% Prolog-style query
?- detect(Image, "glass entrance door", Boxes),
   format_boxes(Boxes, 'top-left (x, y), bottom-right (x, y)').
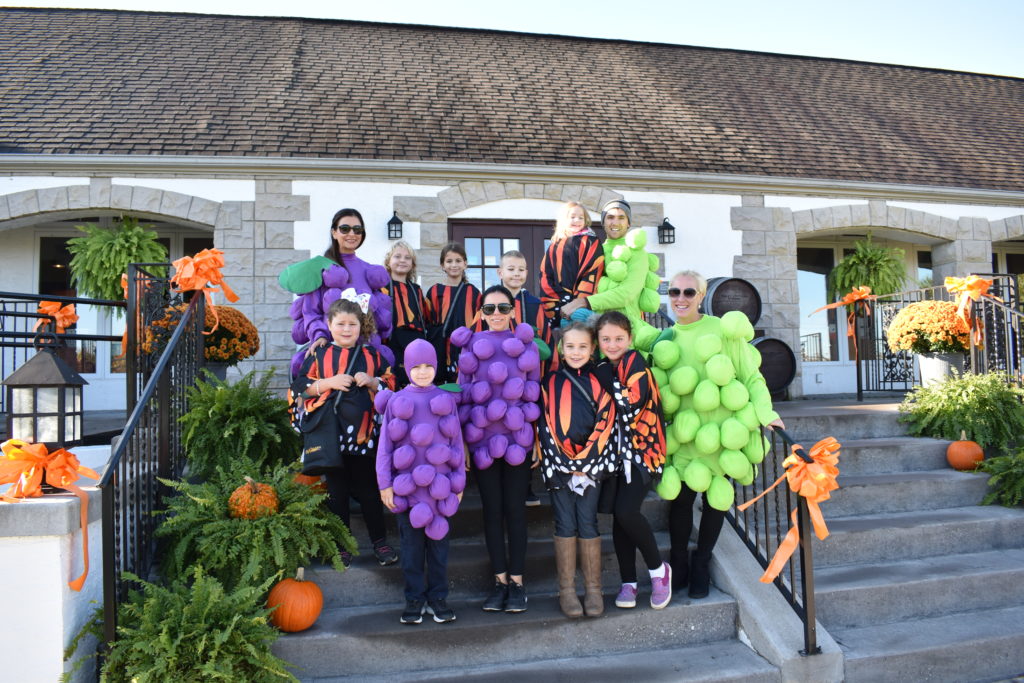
top-left (450, 220), bottom-right (552, 294)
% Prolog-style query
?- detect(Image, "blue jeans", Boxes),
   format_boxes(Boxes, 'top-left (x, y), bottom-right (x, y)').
top-left (397, 512), bottom-right (450, 602)
top-left (550, 484), bottom-right (600, 539)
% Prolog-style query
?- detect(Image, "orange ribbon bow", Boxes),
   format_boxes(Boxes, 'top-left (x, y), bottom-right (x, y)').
top-left (1, 439), bottom-right (100, 591)
top-left (34, 301), bottom-right (78, 333)
top-left (170, 249), bottom-right (238, 334)
top-left (810, 286), bottom-right (875, 359)
top-left (737, 436), bottom-right (840, 583)
top-left (944, 275), bottom-right (999, 345)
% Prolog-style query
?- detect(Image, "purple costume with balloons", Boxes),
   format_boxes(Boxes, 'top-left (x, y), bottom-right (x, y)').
top-left (451, 323), bottom-right (543, 469)
top-left (375, 340), bottom-right (465, 605)
top-left (287, 253), bottom-right (395, 377)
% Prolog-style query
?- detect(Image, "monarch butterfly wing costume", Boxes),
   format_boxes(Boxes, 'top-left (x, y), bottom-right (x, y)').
top-left (538, 368), bottom-right (619, 489)
top-left (387, 280), bottom-right (428, 387)
top-left (426, 283), bottom-right (482, 383)
top-left (539, 233), bottom-right (604, 321)
top-left (611, 350), bottom-right (667, 475)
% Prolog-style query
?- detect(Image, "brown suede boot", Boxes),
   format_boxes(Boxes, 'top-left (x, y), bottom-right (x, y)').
top-left (578, 536), bottom-right (604, 617)
top-left (554, 536), bottom-right (583, 618)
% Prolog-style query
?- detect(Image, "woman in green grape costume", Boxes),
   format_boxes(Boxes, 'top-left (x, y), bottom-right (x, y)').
top-left (650, 271), bottom-right (784, 598)
top-left (562, 200), bottom-right (664, 351)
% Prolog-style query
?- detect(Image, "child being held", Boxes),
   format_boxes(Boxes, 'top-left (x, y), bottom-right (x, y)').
top-left (376, 339), bottom-right (466, 625)
top-left (290, 295), bottom-right (398, 568)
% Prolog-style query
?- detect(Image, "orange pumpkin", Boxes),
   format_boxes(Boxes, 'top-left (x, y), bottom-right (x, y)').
top-left (267, 567), bottom-right (323, 632)
top-left (947, 430), bottom-right (984, 471)
top-left (293, 472), bottom-right (327, 493)
top-left (228, 476), bottom-right (279, 519)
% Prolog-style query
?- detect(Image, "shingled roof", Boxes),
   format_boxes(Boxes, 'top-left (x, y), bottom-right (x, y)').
top-left (2, 8), bottom-right (1023, 192)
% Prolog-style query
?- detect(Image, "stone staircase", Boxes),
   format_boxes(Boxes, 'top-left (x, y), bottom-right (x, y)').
top-left (780, 400), bottom-right (1024, 683)
top-left (273, 399), bottom-right (1024, 682)
top-left (273, 481), bottom-right (780, 681)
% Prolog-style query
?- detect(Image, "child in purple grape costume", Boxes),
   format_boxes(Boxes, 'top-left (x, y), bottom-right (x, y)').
top-left (280, 208), bottom-right (394, 377)
top-left (376, 339), bottom-right (465, 624)
top-left (451, 284), bottom-right (542, 613)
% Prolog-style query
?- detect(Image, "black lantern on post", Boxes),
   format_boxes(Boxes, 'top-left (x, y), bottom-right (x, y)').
top-left (3, 349), bottom-right (87, 450)
top-left (388, 211), bottom-right (404, 240)
top-left (658, 217), bottom-right (676, 245)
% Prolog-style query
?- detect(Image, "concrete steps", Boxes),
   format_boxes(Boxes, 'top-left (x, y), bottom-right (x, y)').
top-left (305, 640), bottom-right (781, 682)
top-left (274, 588), bottom-right (740, 680)
top-left (776, 398), bottom-right (1024, 683)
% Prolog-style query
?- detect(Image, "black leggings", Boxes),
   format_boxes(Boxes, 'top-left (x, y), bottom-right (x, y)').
top-left (668, 485), bottom-right (726, 562)
top-left (612, 469), bottom-right (663, 583)
top-left (325, 451), bottom-right (387, 545)
top-left (475, 458), bottom-right (531, 576)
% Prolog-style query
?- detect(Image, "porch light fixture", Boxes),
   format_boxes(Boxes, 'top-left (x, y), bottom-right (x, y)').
top-left (388, 211), bottom-right (404, 240)
top-left (3, 348), bottom-right (88, 450)
top-left (658, 218), bottom-right (676, 245)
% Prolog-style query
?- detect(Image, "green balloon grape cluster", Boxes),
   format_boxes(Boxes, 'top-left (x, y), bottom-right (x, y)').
top-left (594, 228), bottom-right (661, 313)
top-left (651, 310), bottom-right (777, 511)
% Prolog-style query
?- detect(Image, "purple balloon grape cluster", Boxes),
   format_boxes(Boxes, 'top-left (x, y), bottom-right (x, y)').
top-left (452, 324), bottom-right (542, 470)
top-left (375, 386), bottom-right (465, 540)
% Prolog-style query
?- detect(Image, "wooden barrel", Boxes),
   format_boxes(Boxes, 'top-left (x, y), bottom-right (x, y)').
top-left (699, 277), bottom-right (762, 326)
top-left (752, 336), bottom-right (797, 396)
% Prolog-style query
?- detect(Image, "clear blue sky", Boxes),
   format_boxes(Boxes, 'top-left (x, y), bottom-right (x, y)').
top-left (6, 0), bottom-right (1024, 77)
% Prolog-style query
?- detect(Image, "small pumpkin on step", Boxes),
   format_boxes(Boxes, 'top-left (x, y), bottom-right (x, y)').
top-left (947, 430), bottom-right (984, 471)
top-left (228, 475), bottom-right (280, 519)
top-left (268, 567), bottom-right (324, 632)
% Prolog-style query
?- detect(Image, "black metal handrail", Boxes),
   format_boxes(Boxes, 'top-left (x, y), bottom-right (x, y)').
top-left (728, 425), bottom-right (821, 656)
top-left (0, 291), bottom-right (125, 412)
top-left (855, 274), bottom-right (1021, 397)
top-left (99, 265), bottom-right (204, 643)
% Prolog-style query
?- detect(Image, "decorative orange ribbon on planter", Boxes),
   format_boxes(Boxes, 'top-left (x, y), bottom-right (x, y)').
top-left (170, 248), bottom-right (238, 333)
top-left (34, 301), bottom-right (78, 333)
top-left (737, 436), bottom-right (841, 583)
top-left (810, 286), bottom-right (875, 358)
top-left (944, 275), bottom-right (1000, 345)
top-left (0, 439), bottom-right (100, 591)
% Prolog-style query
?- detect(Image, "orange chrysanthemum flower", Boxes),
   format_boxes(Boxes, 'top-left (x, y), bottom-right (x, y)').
top-left (886, 300), bottom-right (969, 354)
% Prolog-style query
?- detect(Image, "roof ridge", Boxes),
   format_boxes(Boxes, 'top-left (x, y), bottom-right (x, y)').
top-left (3, 6), bottom-right (1020, 82)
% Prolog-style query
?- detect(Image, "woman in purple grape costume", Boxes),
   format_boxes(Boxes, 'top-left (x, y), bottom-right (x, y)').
top-left (376, 339), bottom-right (465, 625)
top-left (451, 285), bottom-right (542, 613)
top-left (281, 208), bottom-right (394, 377)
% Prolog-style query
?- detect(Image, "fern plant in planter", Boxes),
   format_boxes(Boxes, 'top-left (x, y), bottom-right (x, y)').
top-left (827, 233), bottom-right (907, 301)
top-left (156, 460), bottom-right (357, 590)
top-left (180, 369), bottom-right (300, 480)
top-left (67, 215), bottom-right (168, 302)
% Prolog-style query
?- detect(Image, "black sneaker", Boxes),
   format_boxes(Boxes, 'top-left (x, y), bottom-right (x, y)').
top-left (505, 581), bottom-right (528, 613)
top-left (426, 599), bottom-right (456, 623)
top-left (525, 491), bottom-right (541, 507)
top-left (373, 541), bottom-right (398, 567)
top-left (400, 600), bottom-right (425, 625)
top-left (340, 551), bottom-right (353, 568)
top-left (482, 580), bottom-right (508, 612)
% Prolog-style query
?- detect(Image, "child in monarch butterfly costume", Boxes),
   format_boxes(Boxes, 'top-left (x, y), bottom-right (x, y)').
top-left (594, 312), bottom-right (672, 611)
top-left (538, 321), bottom-right (619, 619)
top-left (384, 241), bottom-right (429, 388)
top-left (539, 201), bottom-right (604, 324)
top-left (425, 243), bottom-right (482, 384)
top-left (290, 297), bottom-right (398, 567)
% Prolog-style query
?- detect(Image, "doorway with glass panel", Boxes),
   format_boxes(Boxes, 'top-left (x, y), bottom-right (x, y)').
top-left (450, 220), bottom-right (552, 294)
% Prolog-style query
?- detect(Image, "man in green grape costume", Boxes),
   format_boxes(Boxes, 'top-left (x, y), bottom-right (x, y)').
top-left (562, 200), bottom-right (663, 351)
top-left (649, 271), bottom-right (783, 597)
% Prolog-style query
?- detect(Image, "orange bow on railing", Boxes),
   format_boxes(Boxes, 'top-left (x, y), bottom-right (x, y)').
top-left (34, 301), bottom-right (78, 333)
top-left (1, 439), bottom-right (100, 591)
top-left (944, 275), bottom-right (1000, 345)
top-left (170, 249), bottom-right (238, 333)
top-left (737, 436), bottom-right (840, 583)
top-left (810, 286), bottom-right (875, 358)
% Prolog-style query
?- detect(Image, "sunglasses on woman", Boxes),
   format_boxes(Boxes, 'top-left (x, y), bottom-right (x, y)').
top-left (481, 303), bottom-right (513, 315)
top-left (334, 225), bottom-right (365, 235)
top-left (668, 287), bottom-right (699, 299)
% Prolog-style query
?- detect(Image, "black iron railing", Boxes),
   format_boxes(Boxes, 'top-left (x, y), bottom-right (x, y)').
top-left (0, 291), bottom-right (124, 414)
top-left (855, 274), bottom-right (1021, 397)
top-left (729, 425), bottom-right (821, 656)
top-left (800, 333), bottom-right (825, 362)
top-left (99, 264), bottom-right (205, 642)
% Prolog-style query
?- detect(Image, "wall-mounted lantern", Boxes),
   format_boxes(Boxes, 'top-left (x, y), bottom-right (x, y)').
top-left (658, 218), bottom-right (676, 245)
top-left (2, 348), bottom-right (87, 450)
top-left (388, 211), bottom-right (404, 240)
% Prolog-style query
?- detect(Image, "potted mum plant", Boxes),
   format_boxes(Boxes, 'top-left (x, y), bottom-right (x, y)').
top-left (144, 302), bottom-right (260, 378)
top-left (886, 299), bottom-right (970, 385)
